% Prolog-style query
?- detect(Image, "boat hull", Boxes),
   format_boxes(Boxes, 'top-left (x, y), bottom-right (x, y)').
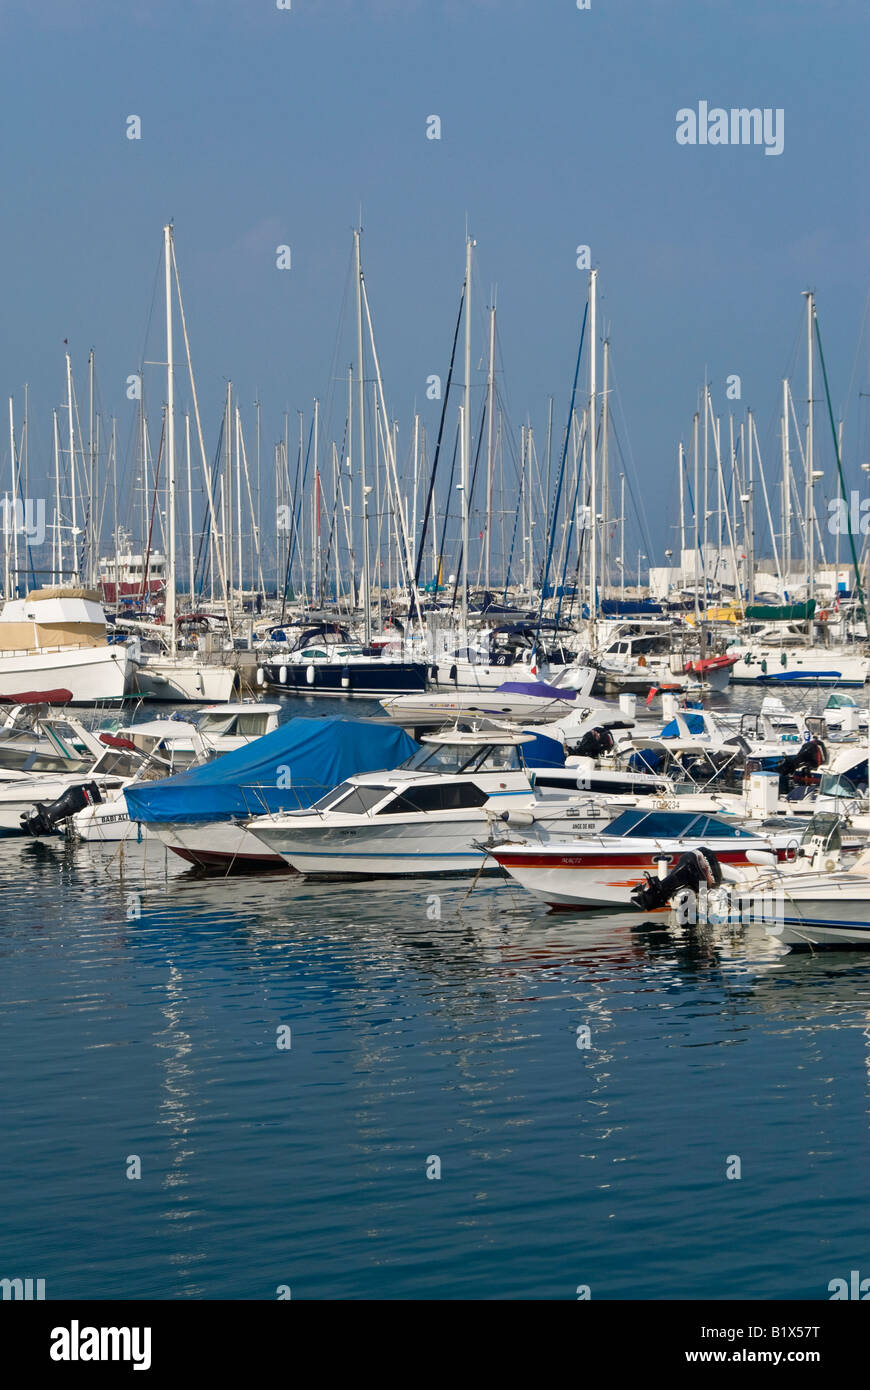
top-left (134, 657), bottom-right (240, 702)
top-left (250, 814), bottom-right (500, 878)
top-left (0, 643), bottom-right (133, 704)
top-left (150, 820), bottom-right (291, 872)
top-left (263, 661), bottom-right (428, 697)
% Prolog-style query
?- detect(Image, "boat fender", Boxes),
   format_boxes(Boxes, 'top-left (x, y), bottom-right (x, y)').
top-left (279, 665), bottom-right (288, 685)
top-left (256, 667), bottom-right (265, 686)
top-left (449, 664), bottom-right (457, 683)
top-left (499, 809), bottom-right (535, 827)
top-left (306, 664), bottom-right (316, 686)
top-left (341, 666), bottom-right (351, 689)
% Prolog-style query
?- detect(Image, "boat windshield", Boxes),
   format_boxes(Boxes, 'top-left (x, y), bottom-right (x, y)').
top-left (399, 741), bottom-right (522, 774)
top-left (818, 772), bottom-right (865, 799)
top-left (309, 781), bottom-right (391, 815)
top-left (601, 809), bottom-right (754, 839)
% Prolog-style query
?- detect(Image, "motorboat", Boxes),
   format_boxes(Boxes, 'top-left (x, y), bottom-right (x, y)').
top-left (487, 806), bottom-right (805, 909)
top-left (379, 669), bottom-right (598, 731)
top-left (123, 716), bottom-right (418, 870)
top-left (0, 586), bottom-right (136, 703)
top-left (247, 728), bottom-right (556, 878)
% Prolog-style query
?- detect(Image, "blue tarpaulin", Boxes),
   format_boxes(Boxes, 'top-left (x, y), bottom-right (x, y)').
top-left (125, 718), bottom-right (418, 825)
top-left (521, 732), bottom-right (566, 768)
top-left (660, 713), bottom-right (706, 737)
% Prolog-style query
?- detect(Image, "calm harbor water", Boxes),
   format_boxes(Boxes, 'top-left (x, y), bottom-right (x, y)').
top-left (1, 691), bottom-right (869, 1300)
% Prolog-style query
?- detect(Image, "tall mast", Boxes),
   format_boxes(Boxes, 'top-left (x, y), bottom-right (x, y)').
top-left (65, 352), bottom-right (79, 582)
top-left (186, 413), bottom-right (194, 602)
top-left (163, 223), bottom-right (177, 653)
top-left (461, 234), bottom-right (473, 635)
top-left (601, 336), bottom-right (610, 600)
top-left (485, 302), bottom-right (496, 591)
top-left (88, 349), bottom-right (95, 585)
top-left (53, 409), bottom-right (62, 584)
top-left (678, 442), bottom-right (686, 559)
top-left (692, 411), bottom-right (700, 625)
top-left (8, 398), bottom-right (18, 590)
top-left (354, 228), bottom-right (371, 643)
top-left (782, 379), bottom-right (791, 591)
top-left (588, 267), bottom-right (598, 638)
top-left (619, 472), bottom-right (626, 605)
top-left (804, 291), bottom-right (815, 633)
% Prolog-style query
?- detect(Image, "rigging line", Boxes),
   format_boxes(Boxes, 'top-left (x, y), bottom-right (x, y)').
top-left (535, 301), bottom-right (588, 644)
top-left (815, 310), bottom-right (867, 622)
top-left (450, 387), bottom-right (488, 611)
top-left (414, 278), bottom-right (466, 594)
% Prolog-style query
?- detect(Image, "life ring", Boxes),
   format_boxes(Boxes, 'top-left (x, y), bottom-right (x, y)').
top-left (637, 655), bottom-right (647, 667)
top-left (818, 609), bottom-right (829, 621)
top-left (784, 840), bottom-right (799, 863)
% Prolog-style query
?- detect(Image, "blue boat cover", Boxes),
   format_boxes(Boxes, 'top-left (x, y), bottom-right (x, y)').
top-left (660, 713), bottom-right (706, 737)
top-left (125, 717), bottom-right (418, 825)
top-left (521, 731), bottom-right (566, 768)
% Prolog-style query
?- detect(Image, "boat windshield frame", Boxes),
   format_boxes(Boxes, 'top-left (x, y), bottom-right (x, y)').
top-left (398, 741), bottom-right (523, 775)
top-left (601, 808), bottom-right (756, 840)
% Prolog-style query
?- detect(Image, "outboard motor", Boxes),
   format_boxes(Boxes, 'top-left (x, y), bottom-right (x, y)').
top-left (630, 847), bottom-right (722, 912)
top-left (20, 782), bottom-right (103, 837)
top-left (777, 738), bottom-right (826, 795)
top-left (573, 726), bottom-right (615, 759)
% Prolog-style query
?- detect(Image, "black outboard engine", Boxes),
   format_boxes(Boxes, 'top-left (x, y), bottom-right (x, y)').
top-left (777, 738), bottom-right (826, 795)
top-left (20, 782), bottom-right (103, 837)
top-left (574, 726), bottom-right (615, 759)
top-left (630, 847), bottom-right (722, 912)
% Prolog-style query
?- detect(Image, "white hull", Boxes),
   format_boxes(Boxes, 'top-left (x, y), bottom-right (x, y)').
top-left (0, 772), bottom-right (125, 836)
top-left (0, 643), bottom-right (133, 703)
top-left (381, 690), bottom-right (583, 725)
top-left (728, 649), bottom-right (868, 687)
top-left (134, 655), bottom-right (239, 702)
top-left (251, 813), bottom-right (498, 877)
top-left (736, 871), bottom-right (870, 948)
top-left (150, 820), bottom-right (288, 870)
top-left (434, 660), bottom-right (540, 691)
top-left (73, 792), bottom-right (143, 843)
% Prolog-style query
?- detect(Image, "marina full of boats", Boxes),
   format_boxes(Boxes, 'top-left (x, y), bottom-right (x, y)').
top-left (3, 226), bottom-right (870, 953)
top-left (0, 678), bottom-right (868, 954)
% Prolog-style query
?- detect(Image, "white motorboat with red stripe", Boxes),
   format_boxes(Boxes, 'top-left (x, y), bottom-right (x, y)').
top-left (488, 807), bottom-right (804, 910)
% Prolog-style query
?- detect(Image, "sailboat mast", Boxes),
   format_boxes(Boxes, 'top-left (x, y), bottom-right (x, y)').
top-left (804, 291), bottom-right (815, 634)
top-left (163, 223), bottom-right (177, 654)
top-left (778, 380), bottom-right (783, 592)
top-left (354, 228), bottom-right (371, 643)
top-left (485, 302), bottom-right (495, 591)
top-left (588, 268), bottom-right (597, 640)
top-left (65, 352), bottom-right (79, 582)
top-left (461, 235), bottom-right (473, 636)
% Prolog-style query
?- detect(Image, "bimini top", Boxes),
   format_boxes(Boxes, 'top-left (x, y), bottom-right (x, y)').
top-left (124, 717), bottom-right (418, 825)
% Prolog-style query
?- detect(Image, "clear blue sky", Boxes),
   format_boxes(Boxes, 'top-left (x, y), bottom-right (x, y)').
top-left (1, 0), bottom-right (867, 570)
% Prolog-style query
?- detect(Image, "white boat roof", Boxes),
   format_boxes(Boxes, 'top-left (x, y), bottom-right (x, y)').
top-left (127, 719), bottom-right (201, 739)
top-left (421, 728), bottom-right (536, 746)
top-left (198, 703), bottom-right (282, 715)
